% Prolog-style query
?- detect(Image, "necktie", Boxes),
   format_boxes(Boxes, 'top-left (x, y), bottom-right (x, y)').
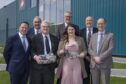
top-left (22, 37), bottom-right (26, 51)
top-left (88, 28), bottom-right (91, 44)
top-left (98, 33), bottom-right (104, 55)
top-left (45, 36), bottom-right (50, 54)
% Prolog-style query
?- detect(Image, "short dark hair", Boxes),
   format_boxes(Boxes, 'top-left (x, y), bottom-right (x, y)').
top-left (19, 21), bottom-right (29, 27)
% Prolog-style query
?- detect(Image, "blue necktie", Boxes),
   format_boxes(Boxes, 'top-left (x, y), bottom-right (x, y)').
top-left (45, 36), bottom-right (50, 54)
top-left (98, 33), bottom-right (104, 55)
top-left (22, 37), bottom-right (26, 51)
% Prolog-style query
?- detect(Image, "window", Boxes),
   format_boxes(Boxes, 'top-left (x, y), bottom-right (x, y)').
top-left (39, 0), bottom-right (71, 24)
top-left (31, 0), bottom-right (37, 8)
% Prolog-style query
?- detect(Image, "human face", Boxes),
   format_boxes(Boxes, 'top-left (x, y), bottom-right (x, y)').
top-left (97, 18), bottom-right (106, 32)
top-left (85, 16), bottom-right (93, 28)
top-left (64, 12), bottom-right (72, 24)
top-left (67, 26), bottom-right (75, 37)
top-left (19, 23), bottom-right (29, 35)
top-left (33, 17), bottom-right (41, 29)
top-left (41, 22), bottom-right (49, 35)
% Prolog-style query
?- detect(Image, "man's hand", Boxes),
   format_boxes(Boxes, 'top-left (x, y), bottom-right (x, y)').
top-left (34, 55), bottom-right (42, 64)
top-left (94, 56), bottom-right (102, 64)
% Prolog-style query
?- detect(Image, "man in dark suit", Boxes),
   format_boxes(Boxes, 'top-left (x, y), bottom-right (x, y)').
top-left (3, 21), bottom-right (31, 84)
top-left (27, 16), bottom-right (41, 39)
top-left (30, 20), bottom-right (59, 84)
top-left (80, 16), bottom-right (98, 84)
top-left (56, 11), bottom-right (79, 40)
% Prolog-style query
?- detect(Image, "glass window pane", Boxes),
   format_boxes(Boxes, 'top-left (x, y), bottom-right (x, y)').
top-left (31, 0), bottom-right (37, 8)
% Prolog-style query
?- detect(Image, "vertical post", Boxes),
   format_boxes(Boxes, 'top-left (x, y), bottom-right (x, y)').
top-left (6, 18), bottom-right (9, 40)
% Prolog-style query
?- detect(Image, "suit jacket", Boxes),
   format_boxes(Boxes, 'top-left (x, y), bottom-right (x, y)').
top-left (56, 23), bottom-right (80, 40)
top-left (88, 32), bottom-right (114, 69)
top-left (3, 33), bottom-right (31, 74)
top-left (56, 36), bottom-right (87, 79)
top-left (31, 33), bottom-right (59, 69)
top-left (80, 27), bottom-right (98, 49)
top-left (27, 28), bottom-right (35, 39)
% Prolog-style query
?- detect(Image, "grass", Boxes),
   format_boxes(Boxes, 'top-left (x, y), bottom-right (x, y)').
top-left (0, 57), bottom-right (5, 64)
top-left (0, 71), bottom-right (126, 84)
top-left (113, 62), bottom-right (126, 69)
top-left (0, 71), bottom-right (10, 84)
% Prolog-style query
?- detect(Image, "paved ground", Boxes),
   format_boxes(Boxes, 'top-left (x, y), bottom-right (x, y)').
top-left (0, 57), bottom-right (126, 78)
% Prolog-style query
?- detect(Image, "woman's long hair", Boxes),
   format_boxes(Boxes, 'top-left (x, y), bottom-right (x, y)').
top-left (61, 23), bottom-right (79, 43)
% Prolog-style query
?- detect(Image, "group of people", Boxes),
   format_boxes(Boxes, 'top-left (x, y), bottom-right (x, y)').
top-left (3, 11), bottom-right (114, 84)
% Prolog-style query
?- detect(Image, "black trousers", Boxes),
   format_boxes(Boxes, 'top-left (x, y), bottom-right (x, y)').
top-left (29, 64), bottom-right (55, 84)
top-left (83, 58), bottom-right (92, 84)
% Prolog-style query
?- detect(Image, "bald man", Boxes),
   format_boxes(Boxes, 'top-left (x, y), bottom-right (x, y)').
top-left (30, 20), bottom-right (59, 84)
top-left (80, 16), bottom-right (98, 84)
top-left (89, 18), bottom-right (114, 84)
top-left (27, 16), bottom-right (41, 39)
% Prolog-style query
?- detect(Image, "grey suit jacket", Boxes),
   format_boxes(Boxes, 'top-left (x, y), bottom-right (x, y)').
top-left (88, 32), bottom-right (114, 69)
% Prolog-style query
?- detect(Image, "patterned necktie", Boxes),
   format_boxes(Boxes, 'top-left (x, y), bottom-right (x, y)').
top-left (98, 33), bottom-right (104, 55)
top-left (22, 37), bottom-right (26, 51)
top-left (45, 36), bottom-right (50, 54)
top-left (88, 28), bottom-right (91, 44)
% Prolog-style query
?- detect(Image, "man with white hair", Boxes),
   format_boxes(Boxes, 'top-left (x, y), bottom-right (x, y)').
top-left (30, 20), bottom-right (59, 84)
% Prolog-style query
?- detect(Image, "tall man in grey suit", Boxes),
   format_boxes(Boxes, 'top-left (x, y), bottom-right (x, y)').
top-left (89, 18), bottom-right (114, 84)
top-left (56, 11), bottom-right (79, 40)
top-left (80, 16), bottom-right (98, 84)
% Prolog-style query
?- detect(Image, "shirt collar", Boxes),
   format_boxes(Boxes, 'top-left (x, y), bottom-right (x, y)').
top-left (42, 33), bottom-right (50, 38)
top-left (86, 27), bottom-right (93, 31)
top-left (98, 30), bottom-right (105, 35)
top-left (18, 32), bottom-right (26, 38)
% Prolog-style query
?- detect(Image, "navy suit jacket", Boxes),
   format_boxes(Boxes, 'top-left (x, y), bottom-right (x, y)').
top-left (3, 33), bottom-right (31, 74)
top-left (80, 27), bottom-right (98, 49)
top-left (27, 28), bottom-right (35, 39)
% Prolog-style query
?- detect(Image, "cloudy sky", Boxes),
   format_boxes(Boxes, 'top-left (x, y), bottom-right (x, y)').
top-left (0, 0), bottom-right (15, 9)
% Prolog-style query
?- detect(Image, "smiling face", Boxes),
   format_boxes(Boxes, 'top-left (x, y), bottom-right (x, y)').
top-left (67, 26), bottom-right (75, 37)
top-left (33, 16), bottom-right (41, 29)
top-left (85, 16), bottom-right (93, 28)
top-left (97, 18), bottom-right (106, 32)
top-left (19, 22), bottom-right (29, 35)
top-left (64, 12), bottom-right (72, 24)
top-left (41, 21), bottom-right (50, 35)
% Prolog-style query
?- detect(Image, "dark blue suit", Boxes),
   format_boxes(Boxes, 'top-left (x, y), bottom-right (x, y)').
top-left (27, 28), bottom-right (35, 39)
top-left (80, 27), bottom-right (98, 84)
top-left (3, 33), bottom-right (31, 84)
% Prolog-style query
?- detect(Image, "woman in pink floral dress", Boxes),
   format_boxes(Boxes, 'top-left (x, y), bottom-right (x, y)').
top-left (56, 24), bottom-right (87, 84)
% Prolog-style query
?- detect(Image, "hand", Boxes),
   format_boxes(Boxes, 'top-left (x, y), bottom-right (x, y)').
top-left (94, 57), bottom-right (102, 64)
top-left (59, 49), bottom-right (64, 55)
top-left (34, 55), bottom-right (43, 64)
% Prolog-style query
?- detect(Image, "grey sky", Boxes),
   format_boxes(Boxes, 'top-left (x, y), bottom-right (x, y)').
top-left (0, 0), bottom-right (15, 9)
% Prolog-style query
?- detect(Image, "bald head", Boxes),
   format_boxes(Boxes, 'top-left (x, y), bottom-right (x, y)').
top-left (33, 16), bottom-right (41, 29)
top-left (97, 18), bottom-right (106, 32)
top-left (85, 16), bottom-right (93, 28)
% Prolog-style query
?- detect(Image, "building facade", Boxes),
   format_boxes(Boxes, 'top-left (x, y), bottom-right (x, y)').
top-left (0, 0), bottom-right (126, 56)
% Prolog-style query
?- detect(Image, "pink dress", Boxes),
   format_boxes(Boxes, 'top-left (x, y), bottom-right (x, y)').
top-left (61, 42), bottom-right (83, 84)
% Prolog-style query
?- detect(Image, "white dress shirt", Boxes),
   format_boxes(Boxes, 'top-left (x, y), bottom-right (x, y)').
top-left (34, 28), bottom-right (41, 35)
top-left (86, 27), bottom-right (93, 42)
top-left (18, 32), bottom-right (29, 51)
top-left (97, 31), bottom-right (105, 54)
top-left (42, 33), bottom-right (52, 55)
